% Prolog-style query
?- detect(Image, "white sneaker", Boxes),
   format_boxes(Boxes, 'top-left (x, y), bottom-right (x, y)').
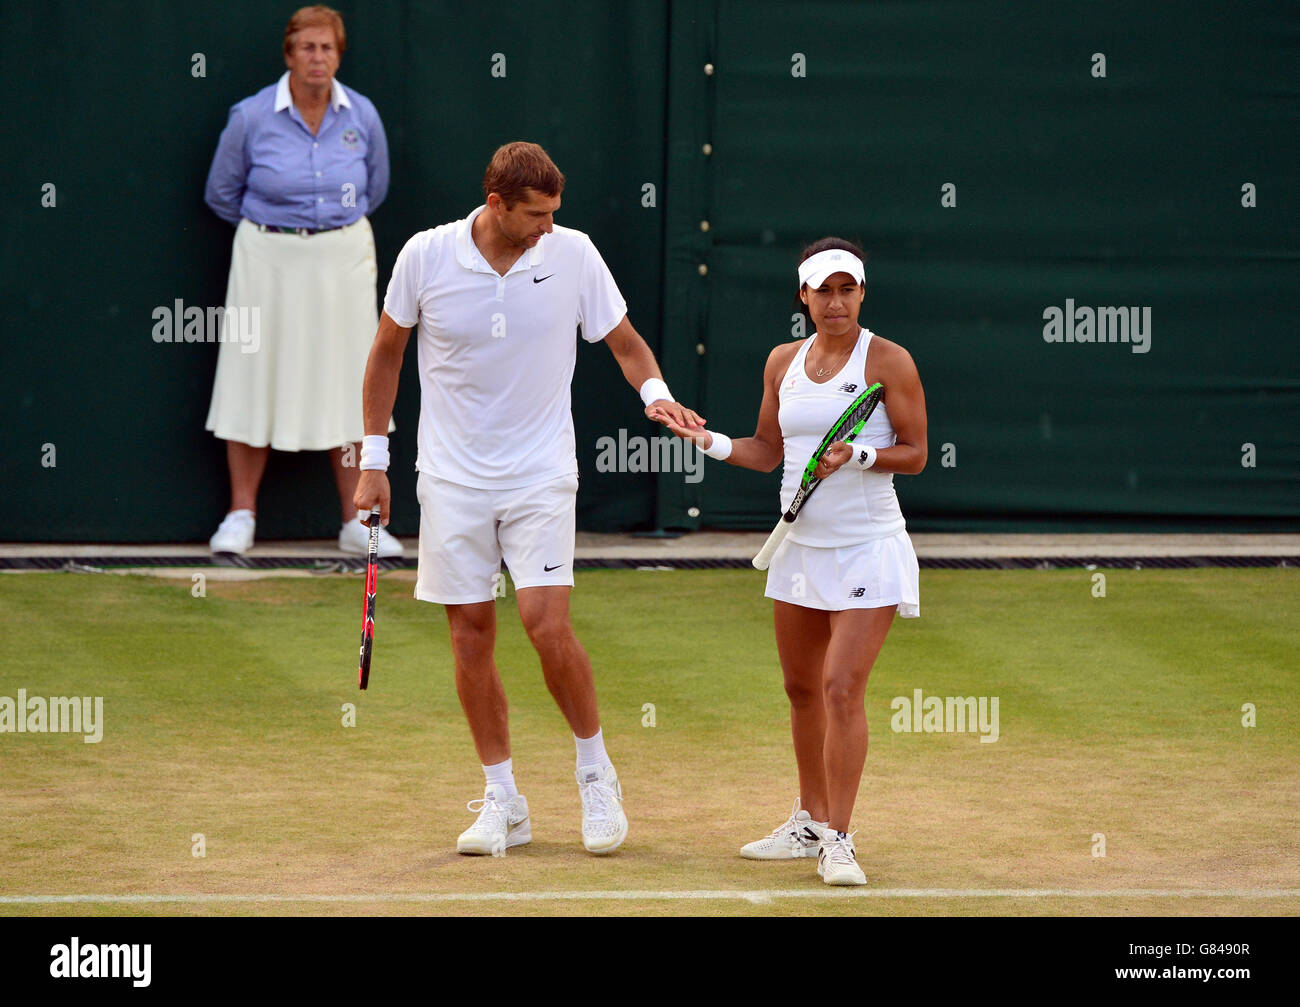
top-left (817, 830), bottom-right (867, 885)
top-left (576, 764), bottom-right (628, 854)
top-left (339, 512), bottom-right (404, 557)
top-left (456, 785), bottom-right (531, 857)
top-left (740, 798), bottom-right (827, 859)
top-left (209, 509), bottom-right (255, 554)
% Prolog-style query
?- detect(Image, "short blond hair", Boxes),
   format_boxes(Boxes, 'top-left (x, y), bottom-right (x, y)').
top-left (283, 5), bottom-right (346, 57)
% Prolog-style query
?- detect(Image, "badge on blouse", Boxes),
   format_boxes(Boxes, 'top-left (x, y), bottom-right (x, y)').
top-left (341, 128), bottom-right (360, 149)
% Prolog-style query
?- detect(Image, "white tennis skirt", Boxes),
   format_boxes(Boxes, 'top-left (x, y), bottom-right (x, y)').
top-left (764, 529), bottom-right (920, 616)
top-left (205, 216), bottom-right (392, 451)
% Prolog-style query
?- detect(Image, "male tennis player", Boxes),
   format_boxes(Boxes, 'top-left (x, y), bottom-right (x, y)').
top-left (354, 142), bottom-right (702, 857)
top-left (659, 238), bottom-right (927, 885)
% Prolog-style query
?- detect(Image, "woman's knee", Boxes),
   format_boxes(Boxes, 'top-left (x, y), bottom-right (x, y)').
top-left (822, 672), bottom-right (867, 712)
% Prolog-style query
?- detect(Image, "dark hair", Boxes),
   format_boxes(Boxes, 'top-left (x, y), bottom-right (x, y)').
top-left (794, 237), bottom-right (867, 327)
top-left (483, 141), bottom-right (566, 209)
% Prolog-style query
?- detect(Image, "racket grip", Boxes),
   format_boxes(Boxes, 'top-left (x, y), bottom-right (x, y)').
top-left (752, 518), bottom-right (792, 571)
top-left (367, 506), bottom-right (381, 527)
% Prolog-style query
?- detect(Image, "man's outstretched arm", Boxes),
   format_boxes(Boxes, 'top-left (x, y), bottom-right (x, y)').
top-left (602, 315), bottom-right (706, 431)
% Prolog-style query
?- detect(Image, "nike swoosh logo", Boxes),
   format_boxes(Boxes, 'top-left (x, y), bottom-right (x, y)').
top-left (543, 563), bottom-right (564, 571)
top-left (533, 274), bottom-right (554, 284)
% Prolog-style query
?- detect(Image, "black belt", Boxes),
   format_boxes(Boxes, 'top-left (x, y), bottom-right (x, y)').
top-left (255, 222), bottom-right (347, 236)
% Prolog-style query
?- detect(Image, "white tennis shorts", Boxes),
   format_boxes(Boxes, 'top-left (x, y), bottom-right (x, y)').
top-left (764, 529), bottom-right (920, 616)
top-left (415, 471), bottom-right (579, 604)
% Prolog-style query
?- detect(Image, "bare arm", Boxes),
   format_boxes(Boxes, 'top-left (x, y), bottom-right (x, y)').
top-left (353, 310), bottom-right (412, 524)
top-left (869, 343), bottom-right (927, 475)
top-left (602, 315), bottom-right (705, 430)
top-left (659, 343), bottom-right (793, 473)
top-left (362, 310), bottom-right (411, 436)
top-left (814, 340), bottom-right (928, 479)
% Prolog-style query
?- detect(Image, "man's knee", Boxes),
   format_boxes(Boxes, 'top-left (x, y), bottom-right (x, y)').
top-left (516, 588), bottom-right (575, 653)
top-left (447, 604), bottom-right (495, 659)
top-left (521, 609), bottom-right (574, 655)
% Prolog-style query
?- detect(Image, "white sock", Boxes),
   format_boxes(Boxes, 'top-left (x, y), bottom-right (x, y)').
top-left (483, 757), bottom-right (517, 798)
top-left (574, 729), bottom-right (610, 769)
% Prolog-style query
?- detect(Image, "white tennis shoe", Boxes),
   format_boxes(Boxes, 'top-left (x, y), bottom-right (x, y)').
top-left (740, 799), bottom-right (827, 859)
top-left (456, 785), bottom-right (531, 857)
top-left (817, 831), bottom-right (867, 886)
top-left (576, 764), bottom-right (628, 854)
top-left (338, 513), bottom-right (404, 557)
top-left (209, 509), bottom-right (255, 555)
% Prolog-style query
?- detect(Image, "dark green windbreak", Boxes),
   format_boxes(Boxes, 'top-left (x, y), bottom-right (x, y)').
top-left (3, 1), bottom-right (1294, 540)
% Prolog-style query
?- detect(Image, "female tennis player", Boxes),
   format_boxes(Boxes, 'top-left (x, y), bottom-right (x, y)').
top-left (658, 237), bottom-right (927, 885)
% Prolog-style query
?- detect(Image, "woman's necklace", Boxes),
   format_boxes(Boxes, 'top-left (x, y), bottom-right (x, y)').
top-left (813, 340), bottom-right (855, 378)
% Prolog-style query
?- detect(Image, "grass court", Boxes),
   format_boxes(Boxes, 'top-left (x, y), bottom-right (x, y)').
top-left (0, 567), bottom-right (1296, 916)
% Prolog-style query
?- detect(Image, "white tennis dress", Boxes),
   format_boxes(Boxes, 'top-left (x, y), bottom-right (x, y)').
top-left (764, 328), bottom-right (920, 615)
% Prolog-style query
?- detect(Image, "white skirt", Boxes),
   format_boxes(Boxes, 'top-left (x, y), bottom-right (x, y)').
top-left (205, 217), bottom-right (393, 451)
top-left (764, 529), bottom-right (920, 616)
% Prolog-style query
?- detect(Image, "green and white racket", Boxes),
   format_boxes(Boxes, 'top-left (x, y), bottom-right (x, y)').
top-left (752, 382), bottom-right (884, 570)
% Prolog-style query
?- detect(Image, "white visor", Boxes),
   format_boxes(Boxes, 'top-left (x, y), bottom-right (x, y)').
top-left (798, 249), bottom-right (865, 289)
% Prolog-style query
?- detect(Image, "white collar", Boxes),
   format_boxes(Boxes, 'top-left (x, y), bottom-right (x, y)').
top-left (274, 71), bottom-right (351, 113)
top-left (456, 205), bottom-right (547, 273)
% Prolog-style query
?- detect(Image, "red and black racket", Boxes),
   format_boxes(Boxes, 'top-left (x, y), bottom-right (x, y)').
top-left (357, 507), bottom-right (381, 690)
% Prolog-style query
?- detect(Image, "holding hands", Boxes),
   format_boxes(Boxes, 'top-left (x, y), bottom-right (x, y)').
top-left (646, 399), bottom-right (706, 437)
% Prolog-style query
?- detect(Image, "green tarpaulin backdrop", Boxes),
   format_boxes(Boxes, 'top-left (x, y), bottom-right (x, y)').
top-left (3, 1), bottom-right (1295, 541)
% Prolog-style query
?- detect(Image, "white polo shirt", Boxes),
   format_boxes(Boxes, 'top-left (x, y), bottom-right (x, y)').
top-left (383, 205), bottom-right (628, 489)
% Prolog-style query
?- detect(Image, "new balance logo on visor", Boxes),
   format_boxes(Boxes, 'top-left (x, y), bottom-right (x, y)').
top-left (839, 382), bottom-right (858, 393)
top-left (533, 274), bottom-right (554, 284)
top-left (850, 587), bottom-right (866, 598)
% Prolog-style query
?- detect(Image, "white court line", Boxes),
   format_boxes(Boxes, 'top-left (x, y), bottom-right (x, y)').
top-left (2, 889), bottom-right (1298, 906)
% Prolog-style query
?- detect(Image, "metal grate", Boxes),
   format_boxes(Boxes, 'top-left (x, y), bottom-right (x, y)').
top-left (0, 555), bottom-right (1293, 572)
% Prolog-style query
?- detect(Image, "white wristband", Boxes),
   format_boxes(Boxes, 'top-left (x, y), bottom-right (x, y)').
top-left (850, 443), bottom-right (877, 470)
top-left (703, 431), bottom-right (733, 460)
top-left (639, 377), bottom-right (674, 407)
top-left (360, 434), bottom-right (390, 472)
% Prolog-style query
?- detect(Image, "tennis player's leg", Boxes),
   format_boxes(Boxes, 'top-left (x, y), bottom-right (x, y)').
top-left (415, 472), bottom-right (529, 855)
top-left (813, 606), bottom-right (892, 884)
top-left (446, 601), bottom-right (509, 764)
top-left (515, 586), bottom-right (600, 738)
top-left (822, 606), bottom-right (893, 829)
top-left (773, 600), bottom-right (832, 823)
top-left (502, 474), bottom-right (628, 854)
top-left (734, 600), bottom-right (836, 860)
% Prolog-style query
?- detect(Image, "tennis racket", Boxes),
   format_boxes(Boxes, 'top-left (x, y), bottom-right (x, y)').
top-left (357, 507), bottom-right (381, 690)
top-left (752, 382), bottom-right (884, 570)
